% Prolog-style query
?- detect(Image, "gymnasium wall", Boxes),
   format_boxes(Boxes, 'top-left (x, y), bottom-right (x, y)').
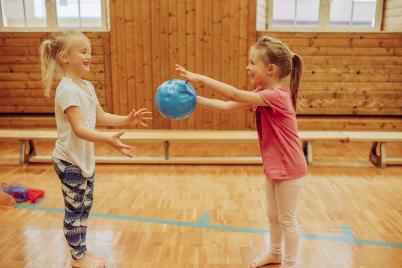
top-left (0, 32), bottom-right (112, 113)
top-left (108, 0), bottom-right (257, 130)
top-left (0, 0), bottom-right (401, 130)
top-left (383, 0), bottom-right (402, 31)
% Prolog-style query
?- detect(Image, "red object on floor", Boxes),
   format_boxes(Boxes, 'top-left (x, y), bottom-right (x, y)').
top-left (26, 188), bottom-right (45, 203)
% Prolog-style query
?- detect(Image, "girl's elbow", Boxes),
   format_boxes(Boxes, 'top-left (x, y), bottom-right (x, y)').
top-left (72, 126), bottom-right (86, 139)
top-left (220, 103), bottom-right (233, 112)
top-left (228, 91), bottom-right (242, 102)
top-left (73, 130), bottom-right (83, 140)
top-left (96, 113), bottom-right (105, 124)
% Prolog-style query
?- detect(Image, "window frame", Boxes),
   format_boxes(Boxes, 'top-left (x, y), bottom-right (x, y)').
top-left (265, 0), bottom-right (384, 32)
top-left (0, 0), bottom-right (109, 32)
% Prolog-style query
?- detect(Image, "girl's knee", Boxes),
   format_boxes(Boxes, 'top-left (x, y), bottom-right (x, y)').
top-left (278, 214), bottom-right (298, 229)
top-left (267, 211), bottom-right (279, 223)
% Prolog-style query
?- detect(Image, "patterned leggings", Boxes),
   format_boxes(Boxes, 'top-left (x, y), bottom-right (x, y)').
top-left (52, 157), bottom-right (94, 260)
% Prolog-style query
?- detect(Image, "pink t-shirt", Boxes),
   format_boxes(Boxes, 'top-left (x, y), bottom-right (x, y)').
top-left (254, 87), bottom-right (307, 180)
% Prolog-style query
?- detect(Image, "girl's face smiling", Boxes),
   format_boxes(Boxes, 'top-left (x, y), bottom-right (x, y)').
top-left (64, 38), bottom-right (92, 77)
top-left (246, 48), bottom-right (271, 88)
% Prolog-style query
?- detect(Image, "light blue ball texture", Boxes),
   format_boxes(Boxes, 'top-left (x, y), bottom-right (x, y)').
top-left (155, 79), bottom-right (196, 120)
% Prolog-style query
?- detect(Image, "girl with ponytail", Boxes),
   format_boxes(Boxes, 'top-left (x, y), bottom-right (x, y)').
top-left (176, 36), bottom-right (307, 268)
top-left (39, 30), bottom-right (151, 268)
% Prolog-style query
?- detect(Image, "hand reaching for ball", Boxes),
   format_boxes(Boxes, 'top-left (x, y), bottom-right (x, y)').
top-left (175, 64), bottom-right (201, 85)
top-left (127, 108), bottom-right (152, 127)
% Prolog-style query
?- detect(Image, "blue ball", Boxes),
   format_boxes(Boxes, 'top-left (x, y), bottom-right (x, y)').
top-left (155, 79), bottom-right (196, 120)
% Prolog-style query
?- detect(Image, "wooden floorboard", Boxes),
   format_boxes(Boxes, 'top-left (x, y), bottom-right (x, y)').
top-left (0, 142), bottom-right (401, 267)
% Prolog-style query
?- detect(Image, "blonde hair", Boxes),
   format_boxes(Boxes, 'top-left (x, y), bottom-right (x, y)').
top-left (39, 30), bottom-right (90, 97)
top-left (252, 36), bottom-right (303, 110)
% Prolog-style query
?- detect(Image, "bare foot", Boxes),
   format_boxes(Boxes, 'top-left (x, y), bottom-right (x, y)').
top-left (71, 255), bottom-right (105, 268)
top-left (250, 253), bottom-right (282, 268)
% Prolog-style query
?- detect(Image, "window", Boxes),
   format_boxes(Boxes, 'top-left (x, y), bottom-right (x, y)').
top-left (330, 0), bottom-right (378, 28)
top-left (263, 0), bottom-right (383, 31)
top-left (272, 0), bottom-right (320, 27)
top-left (0, 0), bottom-right (109, 31)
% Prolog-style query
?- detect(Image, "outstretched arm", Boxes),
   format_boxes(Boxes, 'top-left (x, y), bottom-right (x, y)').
top-left (65, 106), bottom-right (133, 157)
top-left (96, 104), bottom-right (152, 127)
top-left (176, 64), bottom-right (268, 106)
top-left (197, 96), bottom-right (250, 112)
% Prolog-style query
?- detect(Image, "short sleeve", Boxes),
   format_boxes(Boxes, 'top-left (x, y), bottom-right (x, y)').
top-left (257, 89), bottom-right (292, 114)
top-left (257, 90), bottom-right (286, 110)
top-left (56, 87), bottom-right (81, 112)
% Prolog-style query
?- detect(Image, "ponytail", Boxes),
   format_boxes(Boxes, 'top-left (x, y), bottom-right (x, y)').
top-left (39, 39), bottom-right (58, 97)
top-left (290, 53), bottom-right (303, 111)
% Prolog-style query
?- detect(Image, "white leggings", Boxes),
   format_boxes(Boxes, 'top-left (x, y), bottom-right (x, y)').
top-left (265, 176), bottom-right (305, 268)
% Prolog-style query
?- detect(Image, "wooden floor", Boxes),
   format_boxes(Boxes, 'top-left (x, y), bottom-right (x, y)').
top-left (0, 141), bottom-right (401, 268)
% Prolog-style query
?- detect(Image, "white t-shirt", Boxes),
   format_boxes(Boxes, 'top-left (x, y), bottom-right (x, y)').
top-left (52, 76), bottom-right (99, 178)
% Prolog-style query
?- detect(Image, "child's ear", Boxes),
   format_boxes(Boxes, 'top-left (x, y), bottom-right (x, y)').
top-left (58, 51), bottom-right (69, 65)
top-left (266, 64), bottom-right (274, 76)
top-left (267, 64), bottom-right (279, 76)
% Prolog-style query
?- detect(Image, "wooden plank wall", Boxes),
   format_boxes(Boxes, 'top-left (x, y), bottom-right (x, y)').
top-left (0, 32), bottom-right (112, 113)
top-left (109, 0), bottom-right (257, 130)
top-left (383, 0), bottom-right (402, 31)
